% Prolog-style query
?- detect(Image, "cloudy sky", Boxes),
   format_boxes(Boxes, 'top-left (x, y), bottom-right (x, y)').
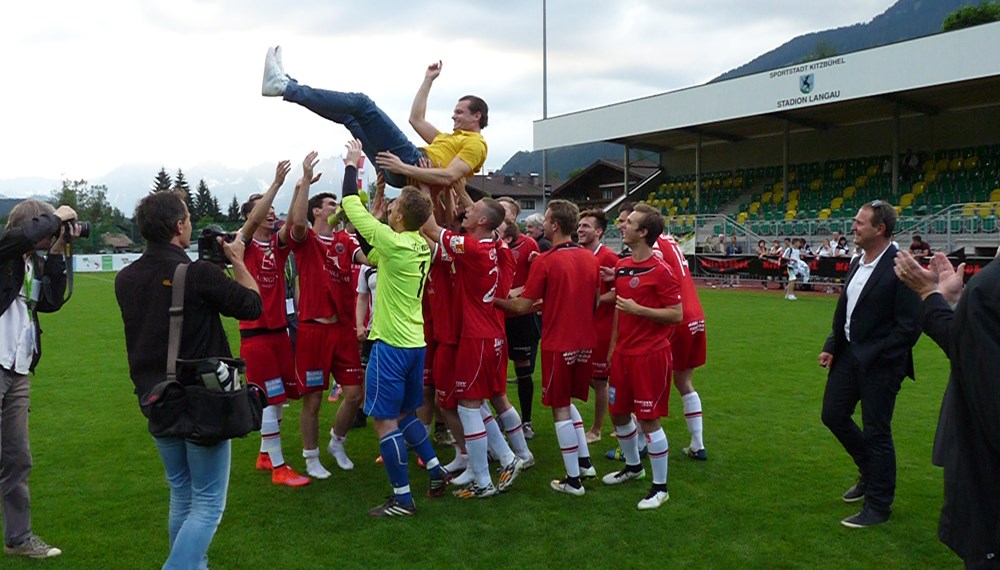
top-left (1, 0), bottom-right (895, 183)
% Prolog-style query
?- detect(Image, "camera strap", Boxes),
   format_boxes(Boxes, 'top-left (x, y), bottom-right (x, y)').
top-left (166, 263), bottom-right (189, 383)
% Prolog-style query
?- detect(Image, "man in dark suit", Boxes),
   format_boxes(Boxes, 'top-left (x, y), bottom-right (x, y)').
top-left (895, 249), bottom-right (1000, 568)
top-left (817, 200), bottom-right (921, 528)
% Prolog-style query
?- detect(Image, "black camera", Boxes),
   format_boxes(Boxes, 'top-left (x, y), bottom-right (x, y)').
top-left (198, 225), bottom-right (235, 265)
top-left (57, 221), bottom-right (90, 241)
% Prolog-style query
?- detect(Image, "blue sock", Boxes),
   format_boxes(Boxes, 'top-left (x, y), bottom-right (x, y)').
top-left (379, 431), bottom-right (412, 505)
top-left (399, 412), bottom-right (443, 477)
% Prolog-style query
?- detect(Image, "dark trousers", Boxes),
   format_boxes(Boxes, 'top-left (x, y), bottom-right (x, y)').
top-left (820, 349), bottom-right (903, 513)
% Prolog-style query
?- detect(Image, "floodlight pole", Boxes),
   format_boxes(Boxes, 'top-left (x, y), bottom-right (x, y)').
top-left (541, 0), bottom-right (549, 211)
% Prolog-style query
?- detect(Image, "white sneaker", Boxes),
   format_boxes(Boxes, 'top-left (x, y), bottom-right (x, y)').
top-left (261, 46), bottom-right (289, 96)
top-left (602, 466), bottom-right (646, 485)
top-left (519, 453), bottom-right (535, 470)
top-left (327, 433), bottom-right (355, 470)
top-left (637, 487), bottom-right (670, 510)
top-left (786, 294), bottom-right (797, 301)
top-left (497, 456), bottom-right (524, 492)
top-left (579, 463), bottom-right (597, 479)
top-left (550, 478), bottom-right (585, 496)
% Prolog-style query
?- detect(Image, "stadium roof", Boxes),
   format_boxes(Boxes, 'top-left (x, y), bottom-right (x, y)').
top-left (533, 22), bottom-right (1000, 153)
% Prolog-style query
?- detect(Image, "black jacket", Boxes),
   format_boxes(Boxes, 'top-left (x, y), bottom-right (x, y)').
top-left (921, 260), bottom-right (1000, 563)
top-left (0, 213), bottom-right (68, 372)
top-left (822, 244), bottom-right (921, 379)
top-left (115, 241), bottom-right (261, 410)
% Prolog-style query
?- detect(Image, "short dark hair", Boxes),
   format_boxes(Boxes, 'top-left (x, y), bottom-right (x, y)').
top-left (480, 198), bottom-right (506, 231)
top-left (135, 191), bottom-right (187, 243)
top-left (547, 199), bottom-right (580, 237)
top-left (579, 209), bottom-right (608, 233)
top-left (912, 234), bottom-right (922, 241)
top-left (241, 193), bottom-right (265, 220)
top-left (619, 201), bottom-right (636, 216)
top-left (307, 192), bottom-right (336, 225)
top-left (496, 196), bottom-right (520, 217)
top-left (631, 204), bottom-right (664, 247)
top-left (397, 186), bottom-right (433, 231)
top-left (864, 199), bottom-right (897, 237)
top-left (459, 95), bottom-right (489, 129)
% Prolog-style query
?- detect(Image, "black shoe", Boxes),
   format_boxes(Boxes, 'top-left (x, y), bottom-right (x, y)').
top-left (368, 495), bottom-right (416, 517)
top-left (842, 477), bottom-right (866, 503)
top-left (352, 412), bottom-right (368, 429)
top-left (841, 505), bottom-right (890, 528)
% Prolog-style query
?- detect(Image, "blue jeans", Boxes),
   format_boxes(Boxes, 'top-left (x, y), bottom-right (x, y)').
top-left (153, 437), bottom-right (231, 570)
top-left (283, 81), bottom-right (423, 187)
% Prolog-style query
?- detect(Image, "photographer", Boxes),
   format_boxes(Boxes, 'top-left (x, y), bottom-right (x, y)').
top-left (1, 199), bottom-right (78, 559)
top-left (114, 191), bottom-right (261, 569)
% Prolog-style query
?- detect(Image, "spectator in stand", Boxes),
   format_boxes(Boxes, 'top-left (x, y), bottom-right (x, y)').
top-left (909, 235), bottom-right (931, 258)
top-left (769, 240), bottom-right (783, 256)
top-left (725, 236), bottom-right (743, 256)
top-left (817, 241), bottom-right (833, 257)
top-left (524, 213), bottom-right (551, 252)
top-left (835, 236), bottom-right (851, 257)
top-left (704, 234), bottom-right (717, 254)
top-left (900, 149), bottom-right (919, 182)
top-left (756, 240), bottom-right (769, 289)
top-left (829, 231), bottom-right (842, 251)
top-left (801, 238), bottom-right (815, 257)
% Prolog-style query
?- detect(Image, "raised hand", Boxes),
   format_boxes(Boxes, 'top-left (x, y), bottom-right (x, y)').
top-left (930, 252), bottom-right (964, 306)
top-left (273, 160), bottom-right (292, 188)
top-left (344, 139), bottom-right (363, 168)
top-left (425, 60), bottom-right (443, 81)
top-left (375, 151), bottom-right (406, 174)
top-left (302, 151), bottom-right (319, 180)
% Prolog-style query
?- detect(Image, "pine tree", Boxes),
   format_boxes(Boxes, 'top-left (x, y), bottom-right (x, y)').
top-left (193, 179), bottom-right (213, 223)
top-left (152, 168), bottom-right (172, 193)
top-left (228, 195), bottom-right (241, 223)
top-left (208, 195), bottom-right (223, 220)
top-left (173, 169), bottom-right (194, 214)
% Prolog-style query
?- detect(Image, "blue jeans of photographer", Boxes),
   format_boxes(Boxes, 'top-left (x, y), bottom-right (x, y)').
top-left (283, 81), bottom-right (424, 188)
top-left (153, 437), bottom-right (231, 570)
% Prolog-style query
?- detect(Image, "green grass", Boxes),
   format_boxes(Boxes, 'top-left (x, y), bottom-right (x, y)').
top-left (10, 274), bottom-right (959, 569)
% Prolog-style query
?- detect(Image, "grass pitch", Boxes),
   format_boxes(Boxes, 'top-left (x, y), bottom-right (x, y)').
top-left (9, 274), bottom-right (957, 569)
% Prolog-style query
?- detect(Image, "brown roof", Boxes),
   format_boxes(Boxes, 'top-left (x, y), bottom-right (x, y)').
top-left (102, 232), bottom-right (133, 248)
top-left (467, 173), bottom-right (558, 199)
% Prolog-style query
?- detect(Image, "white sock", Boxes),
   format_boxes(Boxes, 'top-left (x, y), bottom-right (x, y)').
top-left (260, 405), bottom-right (284, 468)
top-left (646, 428), bottom-right (669, 486)
top-left (302, 448), bottom-right (331, 479)
top-left (555, 419), bottom-right (580, 478)
top-left (615, 420), bottom-right (641, 466)
top-left (481, 404), bottom-right (515, 466)
top-left (423, 422), bottom-right (433, 436)
top-left (498, 407), bottom-right (531, 461)
top-left (327, 429), bottom-right (355, 470)
top-left (458, 405), bottom-right (491, 487)
top-left (444, 451), bottom-right (467, 473)
top-left (682, 391), bottom-right (704, 450)
top-left (569, 404), bottom-right (591, 460)
top-left (635, 416), bottom-right (648, 452)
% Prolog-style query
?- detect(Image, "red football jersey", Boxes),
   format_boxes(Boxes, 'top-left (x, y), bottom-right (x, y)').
top-left (592, 242), bottom-right (619, 334)
top-left (508, 235), bottom-right (539, 289)
top-left (427, 243), bottom-right (460, 345)
top-left (240, 235), bottom-right (292, 330)
top-left (614, 255), bottom-right (682, 356)
top-left (439, 229), bottom-right (504, 339)
top-left (496, 241), bottom-right (515, 326)
top-left (290, 228), bottom-right (359, 324)
top-left (521, 242), bottom-right (599, 351)
top-left (653, 234), bottom-right (705, 322)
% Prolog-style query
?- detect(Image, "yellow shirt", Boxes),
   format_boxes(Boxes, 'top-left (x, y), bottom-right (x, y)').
top-left (422, 130), bottom-right (488, 179)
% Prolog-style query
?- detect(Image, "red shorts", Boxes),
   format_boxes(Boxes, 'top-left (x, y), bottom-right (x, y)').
top-left (609, 349), bottom-right (672, 420)
top-left (592, 332), bottom-right (612, 380)
top-left (669, 320), bottom-right (707, 371)
top-left (424, 337), bottom-right (437, 387)
top-left (454, 337), bottom-right (505, 402)
top-left (295, 321), bottom-right (363, 394)
top-left (433, 343), bottom-right (459, 410)
top-left (240, 331), bottom-right (297, 404)
top-left (540, 348), bottom-right (592, 409)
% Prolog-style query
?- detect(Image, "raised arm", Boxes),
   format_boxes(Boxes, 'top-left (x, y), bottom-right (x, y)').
top-left (376, 153), bottom-right (473, 187)
top-left (409, 60), bottom-right (443, 144)
top-left (286, 151), bottom-right (320, 242)
top-left (240, 160), bottom-right (291, 239)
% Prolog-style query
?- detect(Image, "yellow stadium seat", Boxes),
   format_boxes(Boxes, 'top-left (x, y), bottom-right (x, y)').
top-left (935, 159), bottom-right (949, 172)
top-left (734, 176), bottom-right (744, 187)
top-left (665, 198), bottom-right (674, 207)
top-left (750, 201), bottom-right (760, 214)
top-left (950, 158), bottom-right (963, 171)
top-left (737, 212), bottom-right (747, 223)
top-left (855, 175), bottom-right (868, 187)
top-left (866, 165), bottom-right (879, 177)
top-left (894, 205), bottom-right (903, 215)
top-left (965, 156), bottom-right (979, 170)
top-left (809, 179), bottom-right (822, 191)
top-left (900, 193), bottom-right (914, 207)
top-left (843, 186), bottom-right (856, 199)
top-left (831, 197), bottom-right (844, 210)
top-left (789, 190), bottom-right (800, 200)
top-left (977, 204), bottom-right (992, 218)
top-left (762, 191), bottom-right (772, 203)
top-left (681, 198), bottom-right (690, 208)
top-left (785, 211), bottom-right (796, 220)
top-left (833, 168), bottom-right (845, 180)
top-left (819, 208), bottom-right (831, 219)
top-left (911, 181), bottom-right (926, 195)
top-left (669, 206), bottom-right (678, 216)
top-left (924, 171), bottom-right (938, 184)
top-left (962, 203), bottom-right (977, 217)
top-left (990, 189), bottom-right (1000, 202)
top-left (923, 160), bottom-right (935, 172)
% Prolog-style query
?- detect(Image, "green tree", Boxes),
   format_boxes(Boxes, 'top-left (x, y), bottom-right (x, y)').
top-left (152, 167), bottom-right (172, 193)
top-left (227, 195), bottom-right (241, 223)
top-left (173, 168), bottom-right (194, 214)
top-left (797, 39), bottom-right (838, 64)
top-left (192, 179), bottom-right (213, 222)
top-left (208, 195), bottom-right (222, 220)
top-left (942, 1), bottom-right (1000, 31)
top-left (48, 179), bottom-right (127, 253)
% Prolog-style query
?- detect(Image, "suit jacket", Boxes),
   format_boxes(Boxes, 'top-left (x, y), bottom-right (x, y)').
top-left (920, 261), bottom-right (1000, 562)
top-left (822, 244), bottom-right (921, 379)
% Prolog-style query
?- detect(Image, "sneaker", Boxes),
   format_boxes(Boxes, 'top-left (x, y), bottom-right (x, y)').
top-left (519, 453), bottom-right (536, 470)
top-left (522, 422), bottom-right (535, 441)
top-left (4, 535), bottom-right (62, 558)
top-left (271, 464), bottom-right (311, 487)
top-left (453, 482), bottom-right (499, 499)
top-left (256, 452), bottom-right (273, 471)
top-left (428, 467), bottom-right (451, 498)
top-left (579, 460), bottom-right (597, 480)
top-left (328, 384), bottom-right (342, 402)
top-left (497, 457), bottom-right (525, 491)
top-left (327, 435), bottom-right (355, 470)
top-left (841, 505), bottom-right (890, 528)
top-left (637, 487), bottom-right (670, 510)
top-left (786, 294), bottom-right (798, 301)
top-left (842, 477), bottom-right (866, 503)
top-left (368, 495), bottom-right (416, 517)
top-left (550, 478), bottom-right (585, 496)
top-left (682, 447), bottom-right (708, 461)
top-left (605, 446), bottom-right (648, 461)
top-left (433, 424), bottom-right (454, 445)
top-left (602, 465), bottom-right (646, 485)
top-left (261, 46), bottom-right (289, 97)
